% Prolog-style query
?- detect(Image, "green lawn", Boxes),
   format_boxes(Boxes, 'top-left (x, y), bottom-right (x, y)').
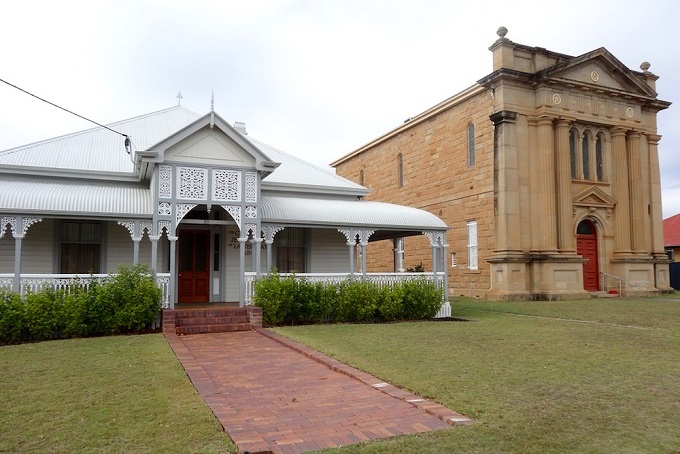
top-left (274, 297), bottom-right (680, 453)
top-left (0, 334), bottom-right (234, 453)
top-left (1, 298), bottom-right (678, 453)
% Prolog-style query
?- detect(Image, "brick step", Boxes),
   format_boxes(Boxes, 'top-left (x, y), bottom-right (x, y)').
top-left (176, 316), bottom-right (250, 326)
top-left (175, 323), bottom-right (252, 335)
top-left (174, 308), bottom-right (249, 318)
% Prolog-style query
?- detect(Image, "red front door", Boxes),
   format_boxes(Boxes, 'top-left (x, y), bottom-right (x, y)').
top-left (178, 230), bottom-right (210, 303)
top-left (576, 220), bottom-right (599, 292)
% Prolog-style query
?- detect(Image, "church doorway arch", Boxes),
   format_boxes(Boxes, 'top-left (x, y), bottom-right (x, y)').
top-left (576, 219), bottom-right (599, 292)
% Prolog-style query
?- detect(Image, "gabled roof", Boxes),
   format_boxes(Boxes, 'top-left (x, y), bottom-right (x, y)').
top-left (0, 105), bottom-right (368, 196)
top-left (0, 106), bottom-right (201, 175)
top-left (664, 213), bottom-right (680, 247)
top-left (136, 111), bottom-right (280, 175)
top-left (536, 47), bottom-right (660, 100)
top-left (249, 137), bottom-right (368, 196)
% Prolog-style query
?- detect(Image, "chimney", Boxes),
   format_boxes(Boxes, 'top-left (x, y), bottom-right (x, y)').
top-left (233, 121), bottom-right (247, 135)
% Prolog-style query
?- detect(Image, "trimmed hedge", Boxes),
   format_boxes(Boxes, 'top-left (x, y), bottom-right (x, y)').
top-left (0, 264), bottom-right (162, 344)
top-left (253, 272), bottom-right (443, 326)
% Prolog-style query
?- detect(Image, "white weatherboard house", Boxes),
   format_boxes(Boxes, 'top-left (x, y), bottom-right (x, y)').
top-left (0, 106), bottom-right (450, 316)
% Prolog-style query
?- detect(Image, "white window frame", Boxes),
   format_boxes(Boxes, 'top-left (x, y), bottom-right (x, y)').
top-left (467, 221), bottom-right (478, 270)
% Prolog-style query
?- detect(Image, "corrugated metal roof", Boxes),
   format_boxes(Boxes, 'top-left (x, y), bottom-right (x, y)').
top-left (260, 195), bottom-right (447, 230)
top-left (664, 213), bottom-right (680, 247)
top-left (0, 106), bottom-right (202, 173)
top-left (0, 106), bottom-right (367, 195)
top-left (0, 178), bottom-right (151, 217)
top-left (246, 137), bottom-right (368, 195)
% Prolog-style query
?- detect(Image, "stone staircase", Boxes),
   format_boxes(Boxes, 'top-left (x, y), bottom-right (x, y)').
top-left (162, 305), bottom-right (262, 335)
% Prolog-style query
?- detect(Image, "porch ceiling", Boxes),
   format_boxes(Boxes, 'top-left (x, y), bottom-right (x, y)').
top-left (260, 196), bottom-right (447, 231)
top-left (0, 178), bottom-right (151, 217)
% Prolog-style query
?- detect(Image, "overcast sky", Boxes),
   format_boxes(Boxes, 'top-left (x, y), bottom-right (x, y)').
top-left (1, 0), bottom-right (679, 218)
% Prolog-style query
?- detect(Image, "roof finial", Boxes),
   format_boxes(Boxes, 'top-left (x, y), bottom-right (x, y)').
top-left (176, 90), bottom-right (183, 106)
top-left (210, 90), bottom-right (215, 112)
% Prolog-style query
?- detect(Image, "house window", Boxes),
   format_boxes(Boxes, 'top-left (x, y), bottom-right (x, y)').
top-left (596, 134), bottom-right (604, 182)
top-left (582, 133), bottom-right (590, 180)
top-left (467, 123), bottom-right (475, 167)
top-left (60, 221), bottom-right (102, 274)
top-left (397, 153), bottom-right (404, 187)
top-left (451, 252), bottom-right (457, 268)
top-left (467, 221), bottom-right (478, 270)
top-left (274, 227), bottom-right (306, 273)
top-left (394, 238), bottom-right (405, 272)
top-left (569, 130), bottom-right (577, 179)
top-left (359, 169), bottom-right (364, 186)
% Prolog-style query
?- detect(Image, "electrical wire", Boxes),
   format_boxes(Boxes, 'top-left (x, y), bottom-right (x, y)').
top-left (0, 77), bottom-right (130, 140)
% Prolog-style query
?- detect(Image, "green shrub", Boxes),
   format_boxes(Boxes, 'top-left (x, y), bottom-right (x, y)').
top-left (336, 280), bottom-right (379, 323)
top-left (376, 285), bottom-right (405, 321)
top-left (24, 289), bottom-right (65, 341)
top-left (105, 264), bottom-right (162, 333)
top-left (253, 275), bottom-right (443, 326)
top-left (0, 289), bottom-right (25, 344)
top-left (253, 272), bottom-right (285, 326)
top-left (402, 278), bottom-right (443, 319)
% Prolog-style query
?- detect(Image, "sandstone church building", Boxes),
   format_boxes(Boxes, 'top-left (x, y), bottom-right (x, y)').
top-left (332, 28), bottom-right (673, 300)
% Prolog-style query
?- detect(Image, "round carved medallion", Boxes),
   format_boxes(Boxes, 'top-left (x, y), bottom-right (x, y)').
top-left (626, 107), bottom-right (634, 118)
top-left (552, 93), bottom-right (562, 105)
top-left (591, 71), bottom-right (599, 82)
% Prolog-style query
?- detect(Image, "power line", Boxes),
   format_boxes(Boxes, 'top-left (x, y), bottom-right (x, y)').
top-left (0, 77), bottom-right (129, 140)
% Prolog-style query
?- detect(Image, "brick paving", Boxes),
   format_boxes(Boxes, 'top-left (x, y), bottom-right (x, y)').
top-left (165, 329), bottom-right (471, 454)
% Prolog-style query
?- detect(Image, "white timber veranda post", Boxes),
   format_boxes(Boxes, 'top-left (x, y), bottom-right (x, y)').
top-left (347, 239), bottom-right (355, 276)
top-left (168, 235), bottom-right (178, 309)
top-left (265, 239), bottom-right (273, 273)
top-left (360, 240), bottom-right (368, 281)
top-left (149, 235), bottom-right (159, 273)
top-left (10, 216), bottom-right (41, 294)
top-left (13, 234), bottom-right (23, 293)
top-left (253, 238), bottom-right (263, 277)
top-left (442, 235), bottom-right (450, 301)
top-left (238, 236), bottom-right (247, 306)
top-left (132, 237), bottom-right (141, 265)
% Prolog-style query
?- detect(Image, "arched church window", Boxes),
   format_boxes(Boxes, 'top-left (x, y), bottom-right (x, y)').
top-left (595, 134), bottom-right (604, 182)
top-left (467, 123), bottom-right (475, 167)
top-left (397, 153), bottom-right (404, 187)
top-left (569, 130), bottom-right (577, 179)
top-left (582, 133), bottom-right (591, 180)
top-left (577, 220), bottom-right (594, 234)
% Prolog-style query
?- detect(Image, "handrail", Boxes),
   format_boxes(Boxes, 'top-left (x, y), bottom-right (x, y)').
top-left (600, 272), bottom-right (623, 297)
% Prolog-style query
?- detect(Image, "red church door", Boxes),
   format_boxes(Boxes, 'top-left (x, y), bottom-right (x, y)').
top-left (178, 230), bottom-right (211, 303)
top-left (576, 220), bottom-right (599, 292)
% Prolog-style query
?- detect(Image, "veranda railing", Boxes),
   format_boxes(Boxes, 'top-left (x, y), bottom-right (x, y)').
top-left (0, 273), bottom-right (171, 308)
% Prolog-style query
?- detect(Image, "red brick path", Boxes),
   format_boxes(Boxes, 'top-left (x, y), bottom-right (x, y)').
top-left (165, 329), bottom-right (471, 454)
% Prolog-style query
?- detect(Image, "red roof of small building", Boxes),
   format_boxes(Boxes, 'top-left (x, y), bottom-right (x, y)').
top-left (664, 213), bottom-right (680, 247)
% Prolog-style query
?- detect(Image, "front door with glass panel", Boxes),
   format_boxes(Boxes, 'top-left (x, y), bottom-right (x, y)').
top-left (178, 230), bottom-right (210, 303)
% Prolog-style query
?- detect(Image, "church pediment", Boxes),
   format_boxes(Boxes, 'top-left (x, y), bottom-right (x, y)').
top-left (573, 186), bottom-right (616, 209)
top-left (537, 48), bottom-right (656, 98)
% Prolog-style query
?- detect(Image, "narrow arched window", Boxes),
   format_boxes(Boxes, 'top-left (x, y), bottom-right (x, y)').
top-left (467, 123), bottom-right (475, 167)
top-left (569, 130), bottom-right (577, 179)
top-left (595, 135), bottom-right (603, 182)
top-left (582, 134), bottom-right (590, 180)
top-left (359, 169), bottom-right (364, 186)
top-left (397, 153), bottom-right (404, 187)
